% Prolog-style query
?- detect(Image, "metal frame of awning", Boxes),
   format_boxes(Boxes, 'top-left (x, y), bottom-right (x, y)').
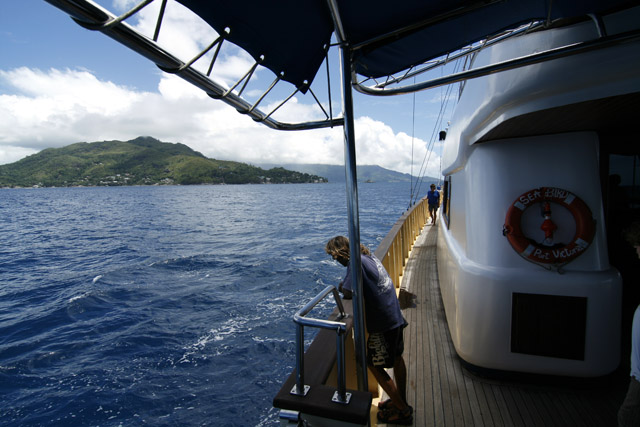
top-left (44, 0), bottom-right (344, 131)
top-left (42, 1), bottom-right (639, 128)
top-left (354, 17), bottom-right (640, 96)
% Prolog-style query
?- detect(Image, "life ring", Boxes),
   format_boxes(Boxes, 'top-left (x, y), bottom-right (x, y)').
top-left (503, 187), bottom-right (595, 266)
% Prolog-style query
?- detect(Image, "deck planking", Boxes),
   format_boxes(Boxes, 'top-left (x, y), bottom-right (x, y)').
top-left (385, 223), bottom-right (629, 426)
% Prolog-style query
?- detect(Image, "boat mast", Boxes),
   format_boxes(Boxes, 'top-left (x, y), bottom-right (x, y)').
top-left (328, 0), bottom-right (369, 393)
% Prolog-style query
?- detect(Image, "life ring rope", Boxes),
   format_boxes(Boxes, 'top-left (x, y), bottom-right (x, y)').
top-left (503, 187), bottom-right (595, 267)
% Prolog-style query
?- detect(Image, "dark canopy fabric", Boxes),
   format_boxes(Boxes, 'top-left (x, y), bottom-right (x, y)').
top-left (176, 0), bottom-right (636, 90)
top-left (175, 0), bottom-right (334, 92)
top-left (343, 0), bottom-right (637, 78)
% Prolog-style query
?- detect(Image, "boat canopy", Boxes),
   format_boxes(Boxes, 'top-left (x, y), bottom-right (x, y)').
top-left (45, 0), bottom-right (639, 129)
top-left (175, 0), bottom-right (634, 89)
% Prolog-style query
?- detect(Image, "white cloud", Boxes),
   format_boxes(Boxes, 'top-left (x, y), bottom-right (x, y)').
top-left (0, 0), bottom-right (449, 180)
top-left (0, 67), bottom-right (150, 149)
top-left (0, 67), bottom-right (337, 165)
top-left (0, 66), bottom-right (441, 176)
top-left (112, 0), bottom-right (256, 87)
top-left (355, 116), bottom-right (441, 177)
top-left (0, 146), bottom-right (38, 165)
top-left (157, 73), bottom-right (205, 100)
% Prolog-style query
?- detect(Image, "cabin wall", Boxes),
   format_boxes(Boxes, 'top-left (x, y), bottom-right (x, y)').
top-left (465, 132), bottom-right (609, 270)
top-left (441, 6), bottom-right (640, 176)
top-left (437, 131), bottom-right (622, 376)
top-left (434, 1), bottom-right (640, 379)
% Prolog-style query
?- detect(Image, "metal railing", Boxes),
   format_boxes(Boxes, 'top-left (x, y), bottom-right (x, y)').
top-left (354, 11), bottom-right (640, 96)
top-left (291, 285), bottom-right (351, 404)
top-left (375, 195), bottom-right (430, 288)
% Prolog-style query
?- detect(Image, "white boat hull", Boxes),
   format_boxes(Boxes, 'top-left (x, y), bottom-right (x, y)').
top-left (437, 7), bottom-right (640, 376)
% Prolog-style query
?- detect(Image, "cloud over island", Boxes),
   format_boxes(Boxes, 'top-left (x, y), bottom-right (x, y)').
top-left (0, 67), bottom-right (441, 176)
top-left (0, 0), bottom-right (443, 176)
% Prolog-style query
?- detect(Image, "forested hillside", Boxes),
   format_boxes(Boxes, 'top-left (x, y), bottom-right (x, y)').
top-left (0, 137), bottom-right (326, 187)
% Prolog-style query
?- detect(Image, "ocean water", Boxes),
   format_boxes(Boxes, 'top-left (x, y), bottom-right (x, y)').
top-left (0, 182), bottom-right (427, 426)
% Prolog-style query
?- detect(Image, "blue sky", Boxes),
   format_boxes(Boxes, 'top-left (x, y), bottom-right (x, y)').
top-left (1, 0), bottom-right (457, 175)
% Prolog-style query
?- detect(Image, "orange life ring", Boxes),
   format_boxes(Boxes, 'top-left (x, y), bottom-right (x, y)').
top-left (503, 187), bottom-right (596, 266)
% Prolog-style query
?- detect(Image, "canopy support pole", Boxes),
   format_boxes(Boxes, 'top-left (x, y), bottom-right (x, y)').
top-left (328, 0), bottom-right (368, 395)
top-left (339, 43), bottom-right (369, 394)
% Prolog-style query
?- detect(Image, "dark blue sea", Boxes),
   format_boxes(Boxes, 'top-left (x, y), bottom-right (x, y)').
top-left (0, 182), bottom-right (427, 426)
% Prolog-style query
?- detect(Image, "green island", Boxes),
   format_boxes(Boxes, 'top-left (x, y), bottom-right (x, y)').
top-left (0, 137), bottom-right (327, 188)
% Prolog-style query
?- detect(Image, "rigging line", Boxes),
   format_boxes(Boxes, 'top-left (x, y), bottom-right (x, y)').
top-left (409, 79), bottom-right (416, 209)
top-left (411, 125), bottom-right (438, 203)
top-left (412, 81), bottom-right (453, 201)
top-left (412, 64), bottom-right (452, 201)
top-left (413, 129), bottom-right (439, 203)
top-left (439, 60), bottom-right (445, 182)
top-left (412, 58), bottom-right (462, 204)
top-left (415, 78), bottom-right (457, 202)
top-left (439, 141), bottom-right (443, 184)
top-left (437, 58), bottom-right (452, 184)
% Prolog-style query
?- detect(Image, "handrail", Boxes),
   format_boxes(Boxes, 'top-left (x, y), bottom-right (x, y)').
top-left (375, 195), bottom-right (430, 287)
top-left (355, 27), bottom-right (640, 96)
top-left (292, 285), bottom-right (350, 404)
top-left (361, 21), bottom-right (540, 91)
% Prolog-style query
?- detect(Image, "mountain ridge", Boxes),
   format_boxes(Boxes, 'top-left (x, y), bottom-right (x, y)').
top-left (257, 163), bottom-right (440, 185)
top-left (0, 137), bottom-right (327, 188)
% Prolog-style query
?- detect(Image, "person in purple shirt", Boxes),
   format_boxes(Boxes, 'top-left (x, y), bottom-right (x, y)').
top-left (326, 236), bottom-right (412, 425)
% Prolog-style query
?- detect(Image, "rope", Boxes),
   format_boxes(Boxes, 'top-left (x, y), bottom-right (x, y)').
top-left (408, 82), bottom-right (416, 209)
top-left (410, 56), bottom-right (462, 205)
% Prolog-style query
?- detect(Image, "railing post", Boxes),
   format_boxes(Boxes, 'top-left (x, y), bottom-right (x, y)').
top-left (293, 322), bottom-right (307, 396)
top-left (334, 329), bottom-right (350, 404)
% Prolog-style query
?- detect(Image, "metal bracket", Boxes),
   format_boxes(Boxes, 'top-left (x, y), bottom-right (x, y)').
top-left (332, 391), bottom-right (352, 404)
top-left (290, 384), bottom-right (310, 396)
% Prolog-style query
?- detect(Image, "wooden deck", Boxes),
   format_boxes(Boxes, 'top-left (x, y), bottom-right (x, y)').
top-left (385, 224), bottom-right (629, 426)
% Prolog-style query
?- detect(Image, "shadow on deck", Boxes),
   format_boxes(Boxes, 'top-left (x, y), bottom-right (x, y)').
top-left (396, 224), bottom-right (628, 427)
